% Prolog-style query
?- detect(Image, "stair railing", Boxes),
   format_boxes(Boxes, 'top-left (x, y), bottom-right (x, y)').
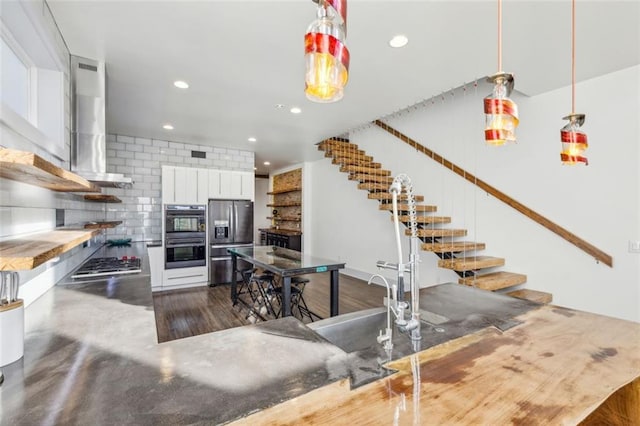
top-left (373, 119), bottom-right (613, 267)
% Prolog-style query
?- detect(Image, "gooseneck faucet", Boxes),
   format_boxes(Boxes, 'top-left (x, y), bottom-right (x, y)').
top-left (375, 173), bottom-right (421, 342)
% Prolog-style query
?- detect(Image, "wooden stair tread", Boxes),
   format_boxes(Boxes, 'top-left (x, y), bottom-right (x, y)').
top-left (380, 204), bottom-right (437, 212)
top-left (369, 193), bottom-right (424, 202)
top-left (340, 165), bottom-right (390, 175)
top-left (459, 271), bottom-right (527, 291)
top-left (507, 289), bottom-right (552, 304)
top-left (332, 154), bottom-right (373, 162)
top-left (438, 256), bottom-right (505, 271)
top-left (358, 183), bottom-right (394, 191)
top-left (349, 174), bottom-right (394, 184)
top-left (395, 215), bottom-right (450, 224)
top-left (422, 242), bottom-right (486, 253)
top-left (409, 228), bottom-right (467, 237)
top-left (335, 159), bottom-right (381, 168)
top-left (318, 139), bottom-right (357, 149)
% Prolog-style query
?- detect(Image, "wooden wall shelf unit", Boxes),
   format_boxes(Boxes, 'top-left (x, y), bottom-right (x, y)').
top-left (83, 194), bottom-right (122, 203)
top-left (83, 221), bottom-right (123, 229)
top-left (266, 169), bottom-right (303, 249)
top-left (0, 147), bottom-right (101, 193)
top-left (0, 228), bottom-right (101, 271)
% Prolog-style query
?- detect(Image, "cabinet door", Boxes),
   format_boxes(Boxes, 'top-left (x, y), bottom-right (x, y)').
top-left (220, 170), bottom-right (233, 198)
top-left (174, 167), bottom-right (198, 204)
top-left (161, 165), bottom-right (176, 204)
top-left (240, 171), bottom-right (255, 200)
top-left (229, 171), bottom-right (243, 198)
top-left (197, 168), bottom-right (209, 204)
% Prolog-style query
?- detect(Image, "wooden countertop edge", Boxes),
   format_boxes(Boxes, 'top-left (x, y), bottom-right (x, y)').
top-left (231, 305), bottom-right (640, 424)
top-left (0, 228), bottom-right (101, 271)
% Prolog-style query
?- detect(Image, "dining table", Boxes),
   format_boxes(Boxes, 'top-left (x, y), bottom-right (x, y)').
top-left (227, 245), bottom-right (346, 318)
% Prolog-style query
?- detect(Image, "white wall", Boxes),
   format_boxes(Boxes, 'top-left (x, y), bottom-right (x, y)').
top-left (309, 65), bottom-right (639, 323)
top-left (254, 177), bottom-right (270, 243)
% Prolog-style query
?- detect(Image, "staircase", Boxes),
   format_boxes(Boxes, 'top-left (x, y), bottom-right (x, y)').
top-left (318, 138), bottom-right (533, 294)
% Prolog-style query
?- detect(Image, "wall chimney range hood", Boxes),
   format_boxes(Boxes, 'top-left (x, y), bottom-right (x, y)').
top-left (71, 55), bottom-right (133, 188)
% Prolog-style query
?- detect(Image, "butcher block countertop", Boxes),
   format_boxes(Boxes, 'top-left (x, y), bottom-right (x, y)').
top-left (0, 228), bottom-right (101, 270)
top-left (234, 304), bottom-right (640, 425)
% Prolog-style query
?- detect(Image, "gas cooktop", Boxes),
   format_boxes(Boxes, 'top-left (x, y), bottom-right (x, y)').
top-left (72, 256), bottom-right (142, 279)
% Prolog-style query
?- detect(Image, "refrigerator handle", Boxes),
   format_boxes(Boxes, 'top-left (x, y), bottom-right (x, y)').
top-left (234, 203), bottom-right (239, 242)
top-left (229, 204), bottom-right (235, 241)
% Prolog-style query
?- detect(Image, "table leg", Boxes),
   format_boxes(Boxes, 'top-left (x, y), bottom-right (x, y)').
top-left (231, 254), bottom-right (238, 305)
top-left (330, 270), bottom-right (339, 317)
top-left (282, 276), bottom-right (292, 317)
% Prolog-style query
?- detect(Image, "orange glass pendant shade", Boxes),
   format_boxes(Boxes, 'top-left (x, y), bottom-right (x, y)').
top-left (560, 114), bottom-right (588, 165)
top-left (484, 72), bottom-right (519, 146)
top-left (305, 0), bottom-right (349, 103)
top-left (560, 0), bottom-right (588, 165)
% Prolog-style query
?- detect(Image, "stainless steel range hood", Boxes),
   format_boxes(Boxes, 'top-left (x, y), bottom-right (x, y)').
top-left (71, 55), bottom-right (133, 188)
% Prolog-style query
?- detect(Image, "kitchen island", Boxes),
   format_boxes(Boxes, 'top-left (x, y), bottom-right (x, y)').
top-left (1, 248), bottom-right (638, 424)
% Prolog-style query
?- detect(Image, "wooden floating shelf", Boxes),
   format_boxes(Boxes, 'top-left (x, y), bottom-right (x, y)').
top-left (267, 217), bottom-right (301, 222)
top-left (84, 194), bottom-right (122, 203)
top-left (262, 228), bottom-right (302, 236)
top-left (0, 148), bottom-right (101, 193)
top-left (0, 228), bottom-right (101, 271)
top-left (267, 187), bottom-right (302, 195)
top-left (83, 221), bottom-right (123, 229)
top-left (267, 202), bottom-right (302, 207)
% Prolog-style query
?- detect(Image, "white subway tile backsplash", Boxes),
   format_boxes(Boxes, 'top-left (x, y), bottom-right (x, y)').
top-left (135, 152), bottom-right (152, 160)
top-left (110, 142), bottom-right (125, 151)
top-left (117, 150), bottom-right (133, 159)
top-left (117, 135), bottom-right (134, 143)
top-left (126, 144), bottom-right (143, 153)
top-left (169, 142), bottom-right (184, 150)
top-left (213, 147), bottom-right (227, 154)
top-left (144, 145), bottom-right (160, 154)
top-left (135, 138), bottom-right (151, 146)
top-left (125, 158), bottom-right (143, 167)
top-left (153, 139), bottom-right (169, 148)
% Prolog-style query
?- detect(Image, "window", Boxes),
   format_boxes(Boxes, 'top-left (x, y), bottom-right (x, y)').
top-left (0, 3), bottom-right (67, 160)
top-left (1, 37), bottom-right (30, 121)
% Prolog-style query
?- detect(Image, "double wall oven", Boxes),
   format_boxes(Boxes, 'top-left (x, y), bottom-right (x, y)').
top-left (165, 205), bottom-right (206, 269)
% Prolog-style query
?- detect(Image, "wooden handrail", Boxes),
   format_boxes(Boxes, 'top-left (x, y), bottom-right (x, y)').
top-left (374, 120), bottom-right (613, 267)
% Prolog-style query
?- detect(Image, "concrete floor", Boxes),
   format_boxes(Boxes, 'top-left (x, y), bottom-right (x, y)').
top-left (1, 247), bottom-right (348, 425)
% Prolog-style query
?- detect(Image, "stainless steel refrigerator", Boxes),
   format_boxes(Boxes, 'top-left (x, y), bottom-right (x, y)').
top-left (208, 199), bottom-right (254, 286)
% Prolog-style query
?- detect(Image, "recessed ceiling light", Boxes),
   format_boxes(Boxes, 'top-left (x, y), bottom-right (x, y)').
top-left (264, 161), bottom-right (271, 166)
top-left (248, 137), bottom-right (257, 142)
top-left (275, 103), bottom-right (285, 109)
top-left (389, 35), bottom-right (409, 48)
top-left (173, 80), bottom-right (189, 89)
top-left (290, 107), bottom-right (302, 114)
top-left (163, 124), bottom-right (174, 130)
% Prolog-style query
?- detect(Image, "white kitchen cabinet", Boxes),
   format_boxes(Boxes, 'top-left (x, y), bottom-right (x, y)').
top-left (197, 168), bottom-right (209, 204)
top-left (162, 266), bottom-right (208, 289)
top-left (164, 166), bottom-right (254, 204)
top-left (161, 165), bottom-right (176, 204)
top-left (147, 245), bottom-right (164, 290)
top-left (174, 166), bottom-right (198, 204)
top-left (239, 171), bottom-right (255, 201)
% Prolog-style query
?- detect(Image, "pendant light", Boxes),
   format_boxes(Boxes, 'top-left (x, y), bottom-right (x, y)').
top-left (560, 0), bottom-right (588, 165)
top-left (484, 0), bottom-right (519, 146)
top-left (304, 0), bottom-right (350, 103)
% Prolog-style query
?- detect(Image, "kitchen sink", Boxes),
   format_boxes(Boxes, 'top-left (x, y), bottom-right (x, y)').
top-left (308, 306), bottom-right (452, 354)
top-left (307, 307), bottom-right (388, 353)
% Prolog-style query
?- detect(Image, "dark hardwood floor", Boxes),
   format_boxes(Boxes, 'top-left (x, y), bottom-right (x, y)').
top-left (152, 273), bottom-right (387, 343)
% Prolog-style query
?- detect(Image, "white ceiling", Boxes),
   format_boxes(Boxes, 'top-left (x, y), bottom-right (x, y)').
top-left (47, 0), bottom-right (639, 175)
